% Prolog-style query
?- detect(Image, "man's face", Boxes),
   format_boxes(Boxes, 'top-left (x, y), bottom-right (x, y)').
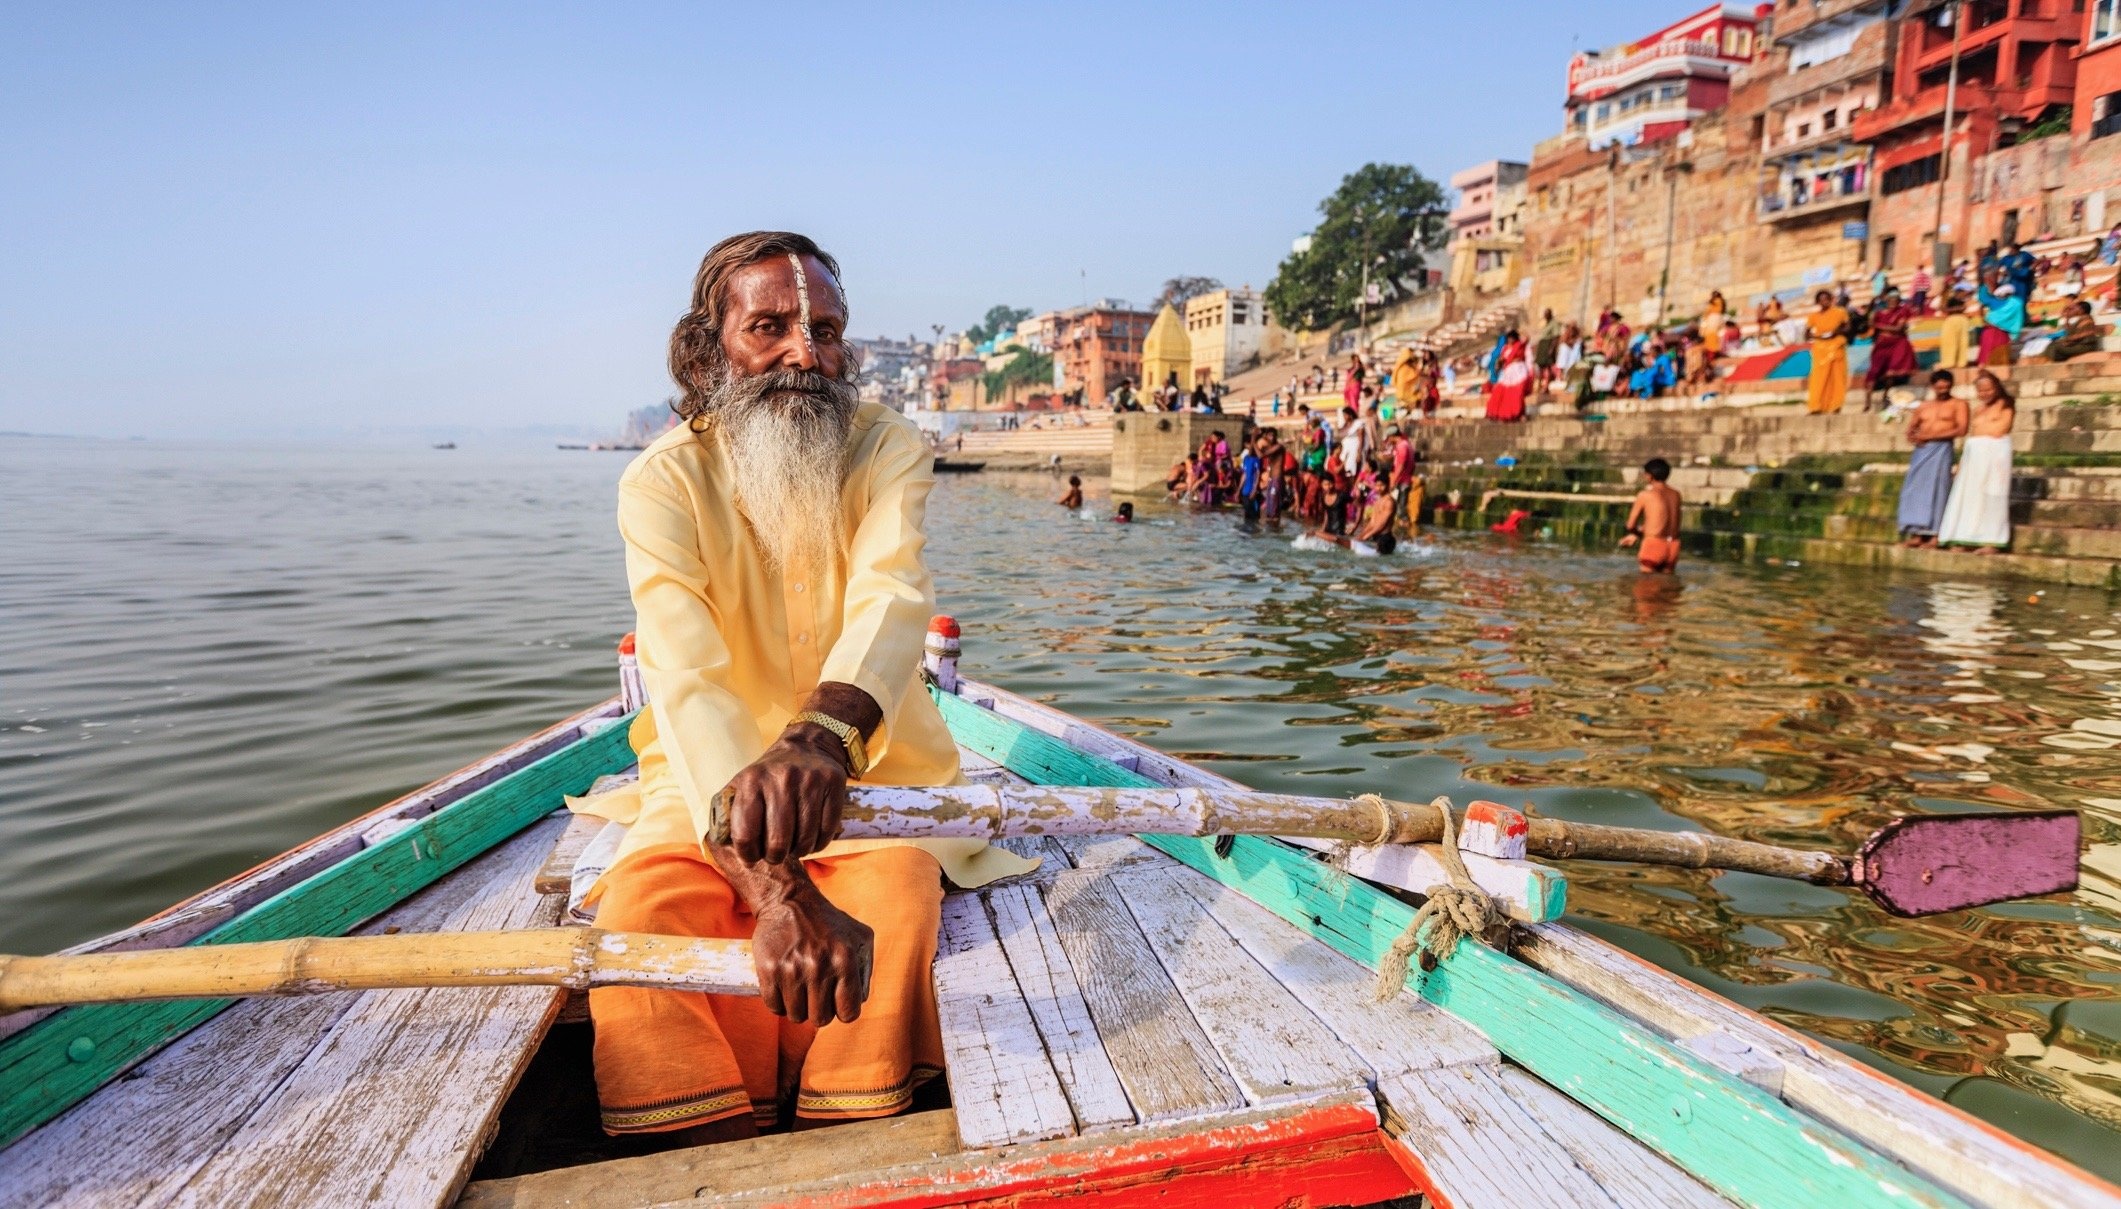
top-left (718, 255), bottom-right (849, 380)
top-left (1932, 378), bottom-right (1953, 400)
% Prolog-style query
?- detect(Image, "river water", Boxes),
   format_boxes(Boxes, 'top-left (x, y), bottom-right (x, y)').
top-left (2, 435), bottom-right (2118, 1176)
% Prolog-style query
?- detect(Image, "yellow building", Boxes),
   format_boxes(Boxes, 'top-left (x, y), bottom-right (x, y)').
top-left (1140, 304), bottom-right (1192, 395)
top-left (1183, 287), bottom-right (1269, 386)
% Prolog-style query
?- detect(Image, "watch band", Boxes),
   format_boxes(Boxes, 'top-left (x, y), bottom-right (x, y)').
top-left (793, 710), bottom-right (869, 776)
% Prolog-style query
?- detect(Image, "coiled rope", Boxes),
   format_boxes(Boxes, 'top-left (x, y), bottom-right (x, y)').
top-left (1365, 795), bottom-right (1510, 1001)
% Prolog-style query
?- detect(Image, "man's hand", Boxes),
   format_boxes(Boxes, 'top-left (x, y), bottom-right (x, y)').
top-left (721, 726), bottom-right (849, 864)
top-left (1618, 533), bottom-right (1639, 548)
top-left (751, 886), bottom-right (874, 1025)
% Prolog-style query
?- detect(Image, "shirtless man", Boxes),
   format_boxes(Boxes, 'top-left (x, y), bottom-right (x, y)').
top-left (1057, 474), bottom-right (1083, 510)
top-left (1618, 457), bottom-right (1682, 573)
top-left (1308, 486), bottom-right (1398, 555)
top-left (1898, 370), bottom-right (1967, 547)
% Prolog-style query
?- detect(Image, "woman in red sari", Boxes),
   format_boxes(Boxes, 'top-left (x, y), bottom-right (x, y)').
top-left (1485, 330), bottom-right (1531, 422)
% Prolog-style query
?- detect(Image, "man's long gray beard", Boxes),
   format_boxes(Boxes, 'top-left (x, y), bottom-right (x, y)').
top-left (699, 367), bottom-right (859, 577)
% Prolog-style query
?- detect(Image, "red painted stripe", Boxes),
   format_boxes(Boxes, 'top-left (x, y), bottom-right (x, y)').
top-left (763, 1102), bottom-right (1418, 1209)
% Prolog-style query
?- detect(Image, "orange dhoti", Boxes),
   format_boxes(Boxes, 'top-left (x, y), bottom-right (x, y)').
top-left (588, 843), bottom-right (946, 1134)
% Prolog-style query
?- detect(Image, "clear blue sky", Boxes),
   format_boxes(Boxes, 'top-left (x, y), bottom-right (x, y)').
top-left (2, 2), bottom-right (1689, 439)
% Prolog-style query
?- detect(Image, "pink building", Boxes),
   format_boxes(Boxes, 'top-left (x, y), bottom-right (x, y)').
top-left (1566, 2), bottom-right (1768, 149)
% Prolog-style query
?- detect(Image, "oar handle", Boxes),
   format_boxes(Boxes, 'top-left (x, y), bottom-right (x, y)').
top-left (0, 929), bottom-right (760, 1012)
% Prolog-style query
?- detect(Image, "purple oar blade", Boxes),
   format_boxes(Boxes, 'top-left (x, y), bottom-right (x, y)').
top-left (1854, 810), bottom-right (2081, 916)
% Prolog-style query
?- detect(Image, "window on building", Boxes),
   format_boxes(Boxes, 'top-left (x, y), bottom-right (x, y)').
top-left (2096, 90), bottom-right (2121, 139)
top-left (1797, 122), bottom-right (1811, 138)
top-left (1879, 236), bottom-right (1896, 269)
top-left (1881, 153), bottom-right (1943, 195)
top-left (1822, 109), bottom-right (1837, 130)
top-left (2096, 0), bottom-right (2120, 43)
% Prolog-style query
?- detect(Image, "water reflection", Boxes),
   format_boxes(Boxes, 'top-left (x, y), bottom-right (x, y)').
top-left (928, 472), bottom-right (2121, 1178)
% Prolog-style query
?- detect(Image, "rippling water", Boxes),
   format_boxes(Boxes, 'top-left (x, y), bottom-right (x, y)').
top-left (2, 435), bottom-right (2117, 1176)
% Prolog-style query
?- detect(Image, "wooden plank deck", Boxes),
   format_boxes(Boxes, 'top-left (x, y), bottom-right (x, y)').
top-left (0, 817), bottom-right (571, 1209)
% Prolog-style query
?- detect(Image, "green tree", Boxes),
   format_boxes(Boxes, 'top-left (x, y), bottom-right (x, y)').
top-left (965, 304), bottom-right (1033, 345)
top-left (1264, 163), bottom-right (1448, 333)
top-left (982, 346), bottom-right (1054, 402)
top-left (1154, 276), bottom-right (1223, 312)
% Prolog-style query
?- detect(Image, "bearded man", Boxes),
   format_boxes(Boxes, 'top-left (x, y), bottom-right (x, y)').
top-left (588, 231), bottom-right (1032, 1145)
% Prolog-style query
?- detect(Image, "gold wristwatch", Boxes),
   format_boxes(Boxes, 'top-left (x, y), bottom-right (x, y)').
top-left (793, 710), bottom-right (870, 777)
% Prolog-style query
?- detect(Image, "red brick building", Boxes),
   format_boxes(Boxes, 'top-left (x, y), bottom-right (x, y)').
top-left (1053, 305), bottom-right (1154, 405)
top-left (1853, 0), bottom-right (2080, 267)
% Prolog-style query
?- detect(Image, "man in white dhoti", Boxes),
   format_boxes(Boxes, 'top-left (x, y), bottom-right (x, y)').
top-left (1936, 370), bottom-right (2016, 553)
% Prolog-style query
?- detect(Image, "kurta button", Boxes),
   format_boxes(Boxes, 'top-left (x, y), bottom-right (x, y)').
top-left (796, 633), bottom-right (809, 644)
top-left (792, 583), bottom-right (805, 594)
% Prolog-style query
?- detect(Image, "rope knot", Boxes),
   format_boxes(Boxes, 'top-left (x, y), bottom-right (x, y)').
top-left (1370, 796), bottom-right (1512, 1002)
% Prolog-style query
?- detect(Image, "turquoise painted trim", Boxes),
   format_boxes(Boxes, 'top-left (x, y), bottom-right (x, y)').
top-left (937, 689), bottom-right (1967, 1209)
top-left (0, 714), bottom-right (637, 1148)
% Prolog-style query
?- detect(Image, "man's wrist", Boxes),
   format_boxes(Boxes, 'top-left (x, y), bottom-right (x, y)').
top-left (781, 722), bottom-right (854, 774)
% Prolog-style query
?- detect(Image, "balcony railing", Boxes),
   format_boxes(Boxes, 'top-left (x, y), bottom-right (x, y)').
top-left (1758, 170), bottom-right (1874, 221)
top-left (1574, 38), bottom-right (1724, 87)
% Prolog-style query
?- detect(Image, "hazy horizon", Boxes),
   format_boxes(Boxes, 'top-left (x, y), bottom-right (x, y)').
top-left (4, 3), bottom-right (1687, 439)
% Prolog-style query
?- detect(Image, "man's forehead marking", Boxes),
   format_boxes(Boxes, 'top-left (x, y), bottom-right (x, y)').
top-left (787, 253), bottom-right (817, 357)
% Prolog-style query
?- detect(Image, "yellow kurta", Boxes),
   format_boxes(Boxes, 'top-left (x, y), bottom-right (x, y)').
top-left (1937, 313), bottom-right (1970, 369)
top-left (591, 402), bottom-right (1033, 889)
top-left (1806, 307), bottom-right (1849, 415)
top-left (1393, 350), bottom-right (1420, 406)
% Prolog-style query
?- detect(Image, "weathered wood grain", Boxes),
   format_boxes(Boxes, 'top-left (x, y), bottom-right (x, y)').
top-left (165, 822), bottom-right (568, 1208)
top-left (932, 894), bottom-right (1077, 1147)
top-left (0, 820), bottom-right (567, 1209)
top-left (533, 811), bottom-right (606, 896)
top-left (458, 1109), bottom-right (965, 1209)
top-left (0, 716), bottom-right (635, 1149)
top-left (0, 702), bottom-right (622, 1048)
top-left (940, 684), bottom-right (1977, 1209)
top-left (1283, 835), bottom-right (1568, 922)
top-left (981, 884), bottom-right (1134, 1134)
top-left (1515, 923), bottom-right (2121, 1209)
top-left (1109, 867), bottom-right (1370, 1107)
top-left (1381, 1064), bottom-right (1626, 1209)
top-left (1053, 834), bottom-right (1171, 869)
top-left (1495, 1066), bottom-right (1735, 1209)
top-left (1041, 871), bottom-right (1244, 1122)
top-left (1166, 863), bottom-right (1497, 1076)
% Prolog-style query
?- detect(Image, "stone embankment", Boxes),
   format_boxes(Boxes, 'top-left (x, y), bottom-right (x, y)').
top-left (1407, 356), bottom-right (2121, 588)
top-left (940, 412), bottom-right (1114, 473)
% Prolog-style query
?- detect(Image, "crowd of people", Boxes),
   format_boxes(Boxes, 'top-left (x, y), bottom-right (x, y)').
top-left (1155, 407), bottom-right (1424, 554)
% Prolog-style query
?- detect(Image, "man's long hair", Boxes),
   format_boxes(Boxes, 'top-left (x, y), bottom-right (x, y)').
top-left (667, 231), bottom-right (854, 421)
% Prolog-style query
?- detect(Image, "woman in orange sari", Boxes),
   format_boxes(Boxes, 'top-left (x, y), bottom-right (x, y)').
top-left (1804, 289), bottom-right (1849, 415)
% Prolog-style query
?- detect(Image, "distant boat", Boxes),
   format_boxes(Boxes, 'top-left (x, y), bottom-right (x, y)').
top-left (432, 442), bottom-right (456, 450)
top-left (933, 458), bottom-right (986, 474)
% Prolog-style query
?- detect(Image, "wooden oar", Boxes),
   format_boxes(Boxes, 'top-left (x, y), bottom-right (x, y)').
top-left (0, 789), bottom-right (2079, 1011)
top-left (741, 784), bottom-right (2080, 917)
top-left (0, 928), bottom-right (757, 1012)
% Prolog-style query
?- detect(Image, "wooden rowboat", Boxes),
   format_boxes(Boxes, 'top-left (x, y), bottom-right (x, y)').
top-left (1, 636), bottom-right (2116, 1208)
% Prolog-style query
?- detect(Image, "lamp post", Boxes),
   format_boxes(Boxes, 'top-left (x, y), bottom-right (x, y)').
top-left (1932, 0), bottom-right (1963, 275)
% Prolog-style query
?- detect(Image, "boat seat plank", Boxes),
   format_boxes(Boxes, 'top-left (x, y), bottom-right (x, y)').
top-left (980, 883), bottom-right (1135, 1135)
top-left (1380, 1064), bottom-right (1627, 1209)
top-left (1166, 860), bottom-right (1500, 1076)
top-left (1053, 833), bottom-right (1172, 869)
top-left (1041, 869), bottom-right (1246, 1121)
top-left (932, 894), bottom-right (1078, 1148)
top-left (533, 811), bottom-right (605, 897)
top-left (161, 819), bottom-right (571, 1209)
top-left (1106, 867), bottom-right (1373, 1107)
top-left (0, 819), bottom-right (568, 1209)
top-left (1495, 1066), bottom-right (1736, 1209)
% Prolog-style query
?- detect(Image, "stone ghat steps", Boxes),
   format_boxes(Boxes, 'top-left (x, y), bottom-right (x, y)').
top-left (951, 426), bottom-right (1114, 456)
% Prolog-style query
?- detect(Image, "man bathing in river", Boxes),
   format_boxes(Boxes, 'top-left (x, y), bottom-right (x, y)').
top-left (585, 232), bottom-right (1032, 1145)
top-left (1058, 474), bottom-right (1083, 510)
top-left (1619, 457), bottom-right (1682, 573)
